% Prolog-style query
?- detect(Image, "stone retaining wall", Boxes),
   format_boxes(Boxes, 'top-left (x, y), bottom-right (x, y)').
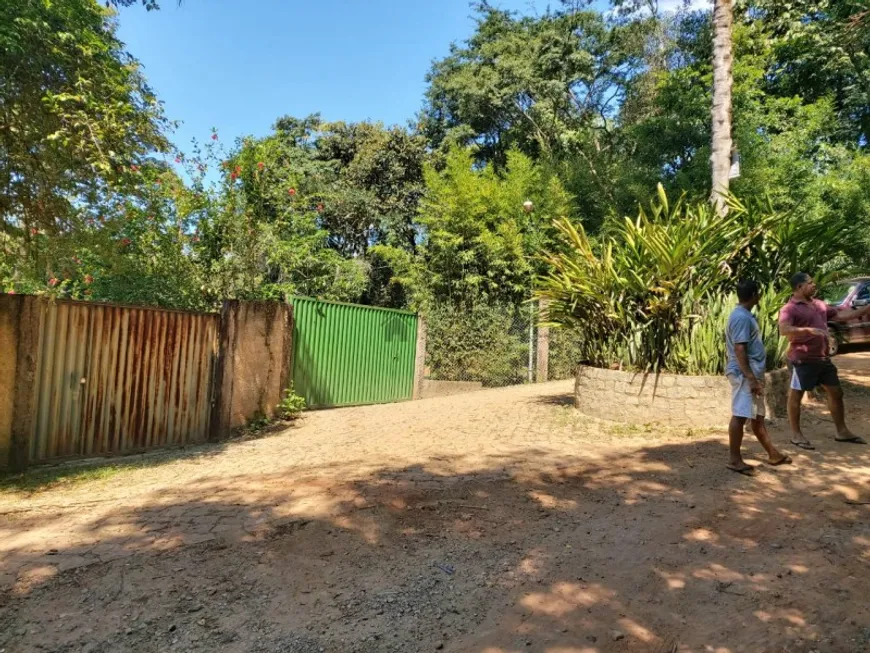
top-left (574, 365), bottom-right (789, 428)
top-left (420, 380), bottom-right (484, 399)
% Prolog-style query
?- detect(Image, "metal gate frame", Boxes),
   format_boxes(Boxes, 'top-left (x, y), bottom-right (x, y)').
top-left (29, 300), bottom-right (219, 462)
top-left (290, 297), bottom-right (420, 409)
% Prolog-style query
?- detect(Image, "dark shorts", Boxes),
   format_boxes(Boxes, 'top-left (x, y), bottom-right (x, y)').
top-left (789, 359), bottom-right (840, 392)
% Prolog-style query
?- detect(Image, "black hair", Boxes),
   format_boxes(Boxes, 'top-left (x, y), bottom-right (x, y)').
top-left (736, 279), bottom-right (760, 303)
top-left (790, 272), bottom-right (811, 290)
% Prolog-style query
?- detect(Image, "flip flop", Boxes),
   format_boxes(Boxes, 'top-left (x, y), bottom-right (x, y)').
top-left (767, 455), bottom-right (793, 466)
top-left (727, 464), bottom-right (756, 476)
top-left (835, 435), bottom-right (868, 445)
top-left (790, 439), bottom-right (816, 450)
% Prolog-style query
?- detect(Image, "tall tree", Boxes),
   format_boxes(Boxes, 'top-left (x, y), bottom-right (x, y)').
top-left (0, 0), bottom-right (170, 285)
top-left (422, 3), bottom-right (649, 228)
top-left (710, 0), bottom-right (734, 214)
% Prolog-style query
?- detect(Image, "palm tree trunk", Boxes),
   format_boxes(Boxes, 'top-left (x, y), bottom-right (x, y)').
top-left (710, 0), bottom-right (734, 216)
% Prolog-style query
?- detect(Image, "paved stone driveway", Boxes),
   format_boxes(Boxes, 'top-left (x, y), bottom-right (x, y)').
top-left (1, 380), bottom-right (591, 589)
top-left (4, 366), bottom-right (870, 653)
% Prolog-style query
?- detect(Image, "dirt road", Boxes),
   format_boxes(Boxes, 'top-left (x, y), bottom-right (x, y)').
top-left (2, 354), bottom-right (870, 653)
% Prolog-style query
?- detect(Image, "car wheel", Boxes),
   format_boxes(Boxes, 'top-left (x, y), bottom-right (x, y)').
top-left (828, 330), bottom-right (841, 356)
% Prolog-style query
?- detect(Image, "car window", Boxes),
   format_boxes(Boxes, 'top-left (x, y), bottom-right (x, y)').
top-left (820, 282), bottom-right (857, 305)
top-left (858, 285), bottom-right (870, 301)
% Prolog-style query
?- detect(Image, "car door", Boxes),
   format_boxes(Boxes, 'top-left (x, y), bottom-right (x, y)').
top-left (850, 283), bottom-right (870, 342)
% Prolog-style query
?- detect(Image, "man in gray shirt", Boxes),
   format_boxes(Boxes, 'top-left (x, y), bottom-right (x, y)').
top-left (725, 280), bottom-right (791, 474)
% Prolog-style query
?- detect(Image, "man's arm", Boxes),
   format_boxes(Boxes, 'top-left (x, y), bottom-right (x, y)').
top-left (830, 303), bottom-right (870, 322)
top-left (734, 343), bottom-right (762, 394)
top-left (779, 323), bottom-right (828, 339)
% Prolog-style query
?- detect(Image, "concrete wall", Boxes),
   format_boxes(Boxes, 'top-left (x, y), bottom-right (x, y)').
top-left (419, 379), bottom-right (484, 399)
top-left (0, 296), bottom-right (19, 468)
top-left (0, 295), bottom-right (40, 470)
top-left (413, 318), bottom-right (428, 400)
top-left (211, 301), bottom-right (293, 437)
top-left (574, 365), bottom-right (790, 428)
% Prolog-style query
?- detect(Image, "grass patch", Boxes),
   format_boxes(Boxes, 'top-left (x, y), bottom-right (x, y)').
top-left (0, 457), bottom-right (167, 495)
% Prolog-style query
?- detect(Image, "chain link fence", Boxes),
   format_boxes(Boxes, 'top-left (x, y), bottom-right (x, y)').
top-left (423, 301), bottom-right (585, 388)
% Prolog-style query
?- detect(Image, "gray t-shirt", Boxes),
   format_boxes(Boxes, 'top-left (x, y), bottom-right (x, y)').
top-left (725, 305), bottom-right (766, 378)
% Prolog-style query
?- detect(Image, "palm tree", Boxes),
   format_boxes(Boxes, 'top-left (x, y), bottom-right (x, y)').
top-left (710, 0), bottom-right (734, 216)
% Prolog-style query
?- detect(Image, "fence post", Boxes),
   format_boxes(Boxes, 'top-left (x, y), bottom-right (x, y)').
top-left (413, 315), bottom-right (428, 400)
top-left (3, 296), bottom-right (40, 471)
top-left (536, 300), bottom-right (550, 383)
top-left (209, 300), bottom-right (238, 442)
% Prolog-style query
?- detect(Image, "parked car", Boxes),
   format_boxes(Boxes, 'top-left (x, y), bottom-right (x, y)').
top-left (820, 277), bottom-right (870, 355)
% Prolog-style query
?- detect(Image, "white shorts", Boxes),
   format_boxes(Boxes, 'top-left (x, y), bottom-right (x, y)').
top-left (727, 374), bottom-right (765, 419)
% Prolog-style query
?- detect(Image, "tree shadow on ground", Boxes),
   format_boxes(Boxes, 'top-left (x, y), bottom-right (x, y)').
top-left (533, 392), bottom-right (576, 407)
top-left (0, 421), bottom-right (300, 495)
top-left (2, 435), bottom-right (869, 653)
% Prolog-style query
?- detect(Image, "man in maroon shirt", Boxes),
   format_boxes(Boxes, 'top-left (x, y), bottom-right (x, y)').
top-left (779, 272), bottom-right (870, 449)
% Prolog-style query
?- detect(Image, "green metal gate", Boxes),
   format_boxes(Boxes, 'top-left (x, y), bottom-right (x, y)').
top-left (290, 297), bottom-right (419, 408)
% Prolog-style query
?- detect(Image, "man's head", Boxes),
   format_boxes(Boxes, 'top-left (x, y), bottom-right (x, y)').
top-left (790, 272), bottom-right (817, 300)
top-left (736, 279), bottom-right (761, 307)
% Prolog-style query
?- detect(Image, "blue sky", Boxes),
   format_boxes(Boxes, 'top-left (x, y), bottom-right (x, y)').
top-left (116, 0), bottom-right (542, 154)
top-left (116, 0), bottom-right (708, 155)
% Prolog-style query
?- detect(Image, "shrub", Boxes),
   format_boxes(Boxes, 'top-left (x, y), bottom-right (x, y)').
top-left (538, 186), bottom-right (840, 375)
top-left (425, 302), bottom-right (530, 386)
top-left (277, 386), bottom-right (306, 420)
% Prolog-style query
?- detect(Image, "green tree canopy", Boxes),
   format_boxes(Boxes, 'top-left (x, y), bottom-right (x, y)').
top-left (0, 0), bottom-right (171, 287)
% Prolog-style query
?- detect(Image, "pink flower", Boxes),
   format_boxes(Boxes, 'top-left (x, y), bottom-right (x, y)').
top-left (30, 227), bottom-right (39, 236)
top-left (6, 290), bottom-right (15, 295)
top-left (121, 238), bottom-right (132, 247)
top-left (48, 278), bottom-right (59, 287)
top-left (257, 162), bottom-right (265, 170)
top-left (211, 133), bottom-right (218, 141)
top-left (175, 156), bottom-right (182, 164)
top-left (84, 274), bottom-right (94, 285)
top-left (288, 188), bottom-right (297, 196)
top-left (192, 235), bottom-right (200, 243)
top-left (130, 164), bottom-right (140, 172)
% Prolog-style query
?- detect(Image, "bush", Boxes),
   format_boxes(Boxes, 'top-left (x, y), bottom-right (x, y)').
top-left (667, 287), bottom-right (787, 376)
top-left (277, 386), bottom-right (306, 420)
top-left (538, 186), bottom-right (842, 375)
top-left (547, 327), bottom-right (585, 380)
top-left (425, 302), bottom-right (530, 387)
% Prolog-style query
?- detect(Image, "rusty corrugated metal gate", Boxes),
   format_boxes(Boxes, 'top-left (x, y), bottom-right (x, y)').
top-left (291, 297), bottom-right (418, 408)
top-left (30, 301), bottom-right (218, 462)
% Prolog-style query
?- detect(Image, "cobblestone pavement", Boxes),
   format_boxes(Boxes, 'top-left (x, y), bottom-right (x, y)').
top-left (3, 366), bottom-right (870, 653)
top-left (1, 380), bottom-right (589, 588)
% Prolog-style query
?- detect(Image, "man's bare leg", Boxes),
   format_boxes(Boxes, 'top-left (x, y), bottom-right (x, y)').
top-left (788, 389), bottom-right (814, 448)
top-left (751, 417), bottom-right (791, 465)
top-left (728, 416), bottom-right (754, 473)
top-left (824, 384), bottom-right (867, 443)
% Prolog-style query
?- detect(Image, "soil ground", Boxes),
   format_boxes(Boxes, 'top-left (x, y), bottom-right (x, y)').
top-left (2, 353), bottom-right (870, 653)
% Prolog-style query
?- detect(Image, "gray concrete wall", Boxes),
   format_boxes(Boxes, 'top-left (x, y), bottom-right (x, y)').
top-left (419, 380), bottom-right (484, 399)
top-left (574, 365), bottom-right (790, 428)
top-left (0, 296), bottom-right (19, 468)
top-left (211, 301), bottom-right (293, 437)
top-left (0, 295), bottom-right (41, 470)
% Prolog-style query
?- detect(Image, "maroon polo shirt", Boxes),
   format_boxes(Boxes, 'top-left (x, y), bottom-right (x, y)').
top-left (778, 297), bottom-right (838, 363)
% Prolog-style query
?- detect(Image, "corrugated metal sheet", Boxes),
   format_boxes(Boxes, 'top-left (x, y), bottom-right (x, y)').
top-left (291, 297), bottom-right (418, 408)
top-left (31, 300), bottom-right (218, 462)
